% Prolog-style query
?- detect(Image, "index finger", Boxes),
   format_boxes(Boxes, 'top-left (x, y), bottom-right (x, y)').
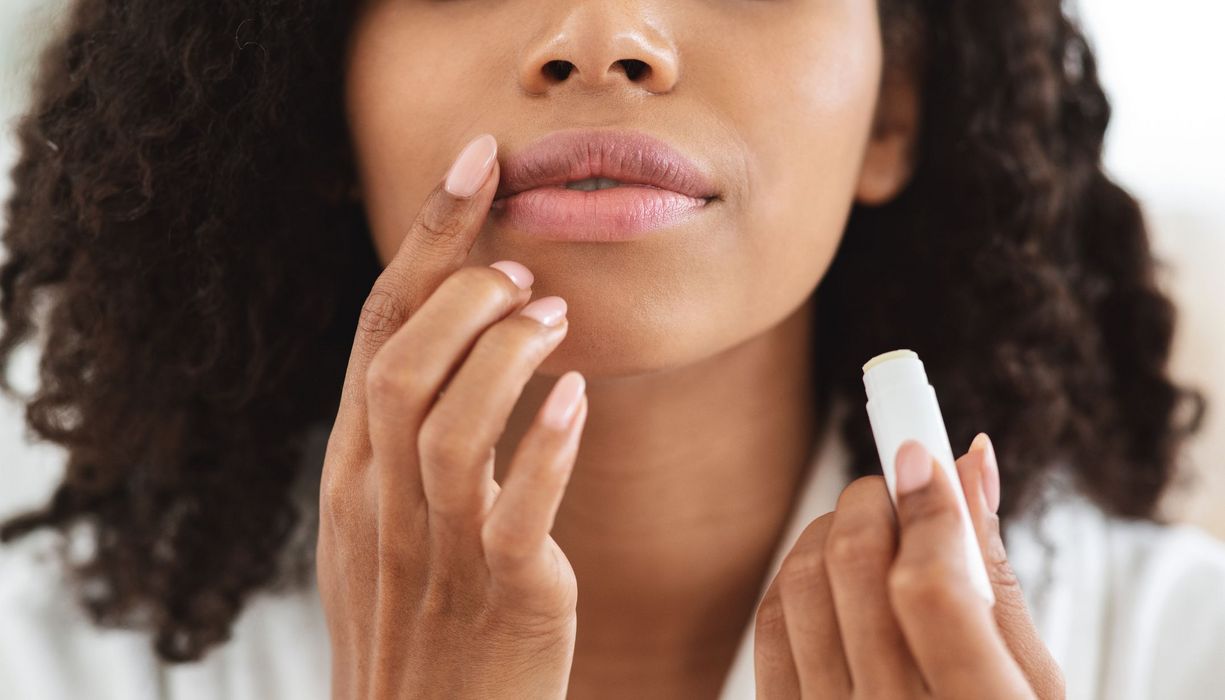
top-left (334, 133), bottom-right (501, 442)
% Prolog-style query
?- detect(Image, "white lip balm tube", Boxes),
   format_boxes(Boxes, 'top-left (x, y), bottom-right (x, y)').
top-left (862, 349), bottom-right (995, 607)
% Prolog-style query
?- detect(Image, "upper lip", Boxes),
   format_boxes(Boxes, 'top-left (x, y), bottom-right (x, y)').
top-left (493, 129), bottom-right (720, 201)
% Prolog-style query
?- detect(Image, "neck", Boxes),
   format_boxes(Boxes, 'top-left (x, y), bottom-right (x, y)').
top-left (496, 294), bottom-right (822, 690)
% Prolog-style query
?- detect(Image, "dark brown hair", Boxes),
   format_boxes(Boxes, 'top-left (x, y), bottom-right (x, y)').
top-left (0, 0), bottom-right (1207, 664)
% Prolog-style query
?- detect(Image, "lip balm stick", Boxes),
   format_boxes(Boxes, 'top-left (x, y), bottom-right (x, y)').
top-left (862, 349), bottom-right (995, 607)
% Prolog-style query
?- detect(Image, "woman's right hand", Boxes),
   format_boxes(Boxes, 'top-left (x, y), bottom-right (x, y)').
top-left (316, 133), bottom-right (588, 699)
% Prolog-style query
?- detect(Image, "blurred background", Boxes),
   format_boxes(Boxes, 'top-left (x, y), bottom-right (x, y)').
top-left (1, 0), bottom-right (1222, 538)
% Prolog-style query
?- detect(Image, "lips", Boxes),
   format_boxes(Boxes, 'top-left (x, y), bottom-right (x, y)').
top-left (492, 129), bottom-right (720, 203)
top-left (486, 128), bottom-right (721, 242)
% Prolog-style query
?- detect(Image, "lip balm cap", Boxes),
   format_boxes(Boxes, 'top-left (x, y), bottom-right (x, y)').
top-left (862, 349), bottom-right (927, 403)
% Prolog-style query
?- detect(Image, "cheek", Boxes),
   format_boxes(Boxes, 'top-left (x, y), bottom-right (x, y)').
top-left (712, 3), bottom-right (884, 305)
top-left (344, 4), bottom-right (502, 263)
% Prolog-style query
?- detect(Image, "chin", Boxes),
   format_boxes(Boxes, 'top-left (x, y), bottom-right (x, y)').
top-left (535, 320), bottom-right (687, 379)
top-left (535, 307), bottom-right (757, 381)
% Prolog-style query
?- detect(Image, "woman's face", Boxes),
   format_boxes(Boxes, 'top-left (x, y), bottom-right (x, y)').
top-left (344, 0), bottom-right (913, 378)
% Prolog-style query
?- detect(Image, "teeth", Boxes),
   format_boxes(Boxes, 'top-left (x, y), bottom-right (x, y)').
top-left (564, 177), bottom-right (624, 191)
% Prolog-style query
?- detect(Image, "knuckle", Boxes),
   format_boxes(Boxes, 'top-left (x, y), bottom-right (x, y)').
top-left (777, 549), bottom-right (826, 600)
top-left (481, 520), bottom-right (532, 573)
top-left (773, 514), bottom-right (834, 599)
top-left (754, 589), bottom-right (788, 638)
top-left (418, 413), bottom-right (477, 468)
top-left (983, 510), bottom-right (1004, 538)
top-left (358, 285), bottom-right (411, 340)
top-left (365, 356), bottom-right (433, 412)
top-left (475, 316), bottom-right (551, 365)
top-left (416, 201), bottom-right (466, 243)
top-left (319, 468), bottom-right (362, 534)
top-left (824, 525), bottom-right (892, 570)
top-left (981, 513), bottom-right (1016, 574)
top-left (364, 356), bottom-right (410, 404)
top-left (988, 553), bottom-right (1022, 591)
top-left (442, 265), bottom-right (518, 310)
top-left (838, 475), bottom-right (888, 506)
top-left (888, 559), bottom-right (963, 611)
top-left (319, 470), bottom-right (347, 515)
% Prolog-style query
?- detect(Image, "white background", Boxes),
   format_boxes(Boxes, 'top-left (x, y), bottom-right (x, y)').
top-left (2, 0), bottom-right (1223, 536)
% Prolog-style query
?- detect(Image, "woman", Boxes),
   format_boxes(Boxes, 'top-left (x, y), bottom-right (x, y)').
top-left (2, 0), bottom-right (1223, 697)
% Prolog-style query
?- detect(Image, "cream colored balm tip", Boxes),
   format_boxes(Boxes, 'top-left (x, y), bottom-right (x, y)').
top-left (862, 349), bottom-right (918, 374)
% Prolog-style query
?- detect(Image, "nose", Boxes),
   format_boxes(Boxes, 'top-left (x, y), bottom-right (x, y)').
top-left (518, 3), bottom-right (680, 95)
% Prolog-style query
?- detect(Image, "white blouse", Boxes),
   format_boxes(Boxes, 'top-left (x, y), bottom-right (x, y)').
top-left (3, 415), bottom-right (1225, 700)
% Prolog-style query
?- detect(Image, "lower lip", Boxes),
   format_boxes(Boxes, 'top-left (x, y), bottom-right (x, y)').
top-left (489, 185), bottom-right (714, 242)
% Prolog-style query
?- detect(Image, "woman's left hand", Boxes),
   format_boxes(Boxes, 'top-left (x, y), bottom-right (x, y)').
top-left (753, 433), bottom-right (1065, 699)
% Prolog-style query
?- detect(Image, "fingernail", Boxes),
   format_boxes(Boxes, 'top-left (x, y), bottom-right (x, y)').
top-left (519, 296), bottom-right (567, 326)
top-left (970, 432), bottom-right (1001, 514)
top-left (445, 133), bottom-right (497, 198)
top-left (542, 371), bottom-right (586, 430)
top-left (489, 260), bottom-right (533, 290)
top-left (895, 440), bottom-right (934, 494)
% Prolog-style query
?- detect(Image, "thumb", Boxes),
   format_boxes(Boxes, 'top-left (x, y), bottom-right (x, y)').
top-left (956, 433), bottom-right (1066, 700)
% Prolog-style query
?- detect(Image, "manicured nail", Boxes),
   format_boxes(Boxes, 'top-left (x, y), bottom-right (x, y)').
top-left (489, 260), bottom-right (533, 290)
top-left (445, 133), bottom-right (497, 198)
top-left (895, 440), bottom-right (934, 494)
top-left (519, 296), bottom-right (567, 326)
top-left (970, 432), bottom-right (1000, 514)
top-left (542, 371), bottom-right (586, 430)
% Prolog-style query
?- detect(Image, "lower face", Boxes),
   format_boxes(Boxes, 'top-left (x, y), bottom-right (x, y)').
top-left (344, 0), bottom-right (884, 378)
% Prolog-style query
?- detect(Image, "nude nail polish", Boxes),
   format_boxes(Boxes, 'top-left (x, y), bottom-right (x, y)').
top-left (971, 432), bottom-right (1001, 514)
top-left (489, 260), bottom-right (533, 290)
top-left (542, 371), bottom-right (586, 429)
top-left (444, 133), bottom-right (497, 198)
top-left (519, 296), bottom-right (567, 326)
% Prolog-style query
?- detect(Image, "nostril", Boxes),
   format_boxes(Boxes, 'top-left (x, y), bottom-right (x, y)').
top-left (618, 59), bottom-right (649, 81)
top-left (541, 59), bottom-right (650, 83)
top-left (543, 59), bottom-right (573, 81)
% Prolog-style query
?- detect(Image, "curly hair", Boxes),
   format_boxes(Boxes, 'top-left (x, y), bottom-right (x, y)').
top-left (0, 0), bottom-right (1208, 664)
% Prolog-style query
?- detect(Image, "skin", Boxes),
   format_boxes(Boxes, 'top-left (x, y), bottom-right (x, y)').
top-left (322, 0), bottom-right (1062, 697)
top-left (755, 437), bottom-right (1063, 698)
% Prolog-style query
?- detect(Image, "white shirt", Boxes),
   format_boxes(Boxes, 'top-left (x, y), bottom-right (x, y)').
top-left (4, 414), bottom-right (1225, 699)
